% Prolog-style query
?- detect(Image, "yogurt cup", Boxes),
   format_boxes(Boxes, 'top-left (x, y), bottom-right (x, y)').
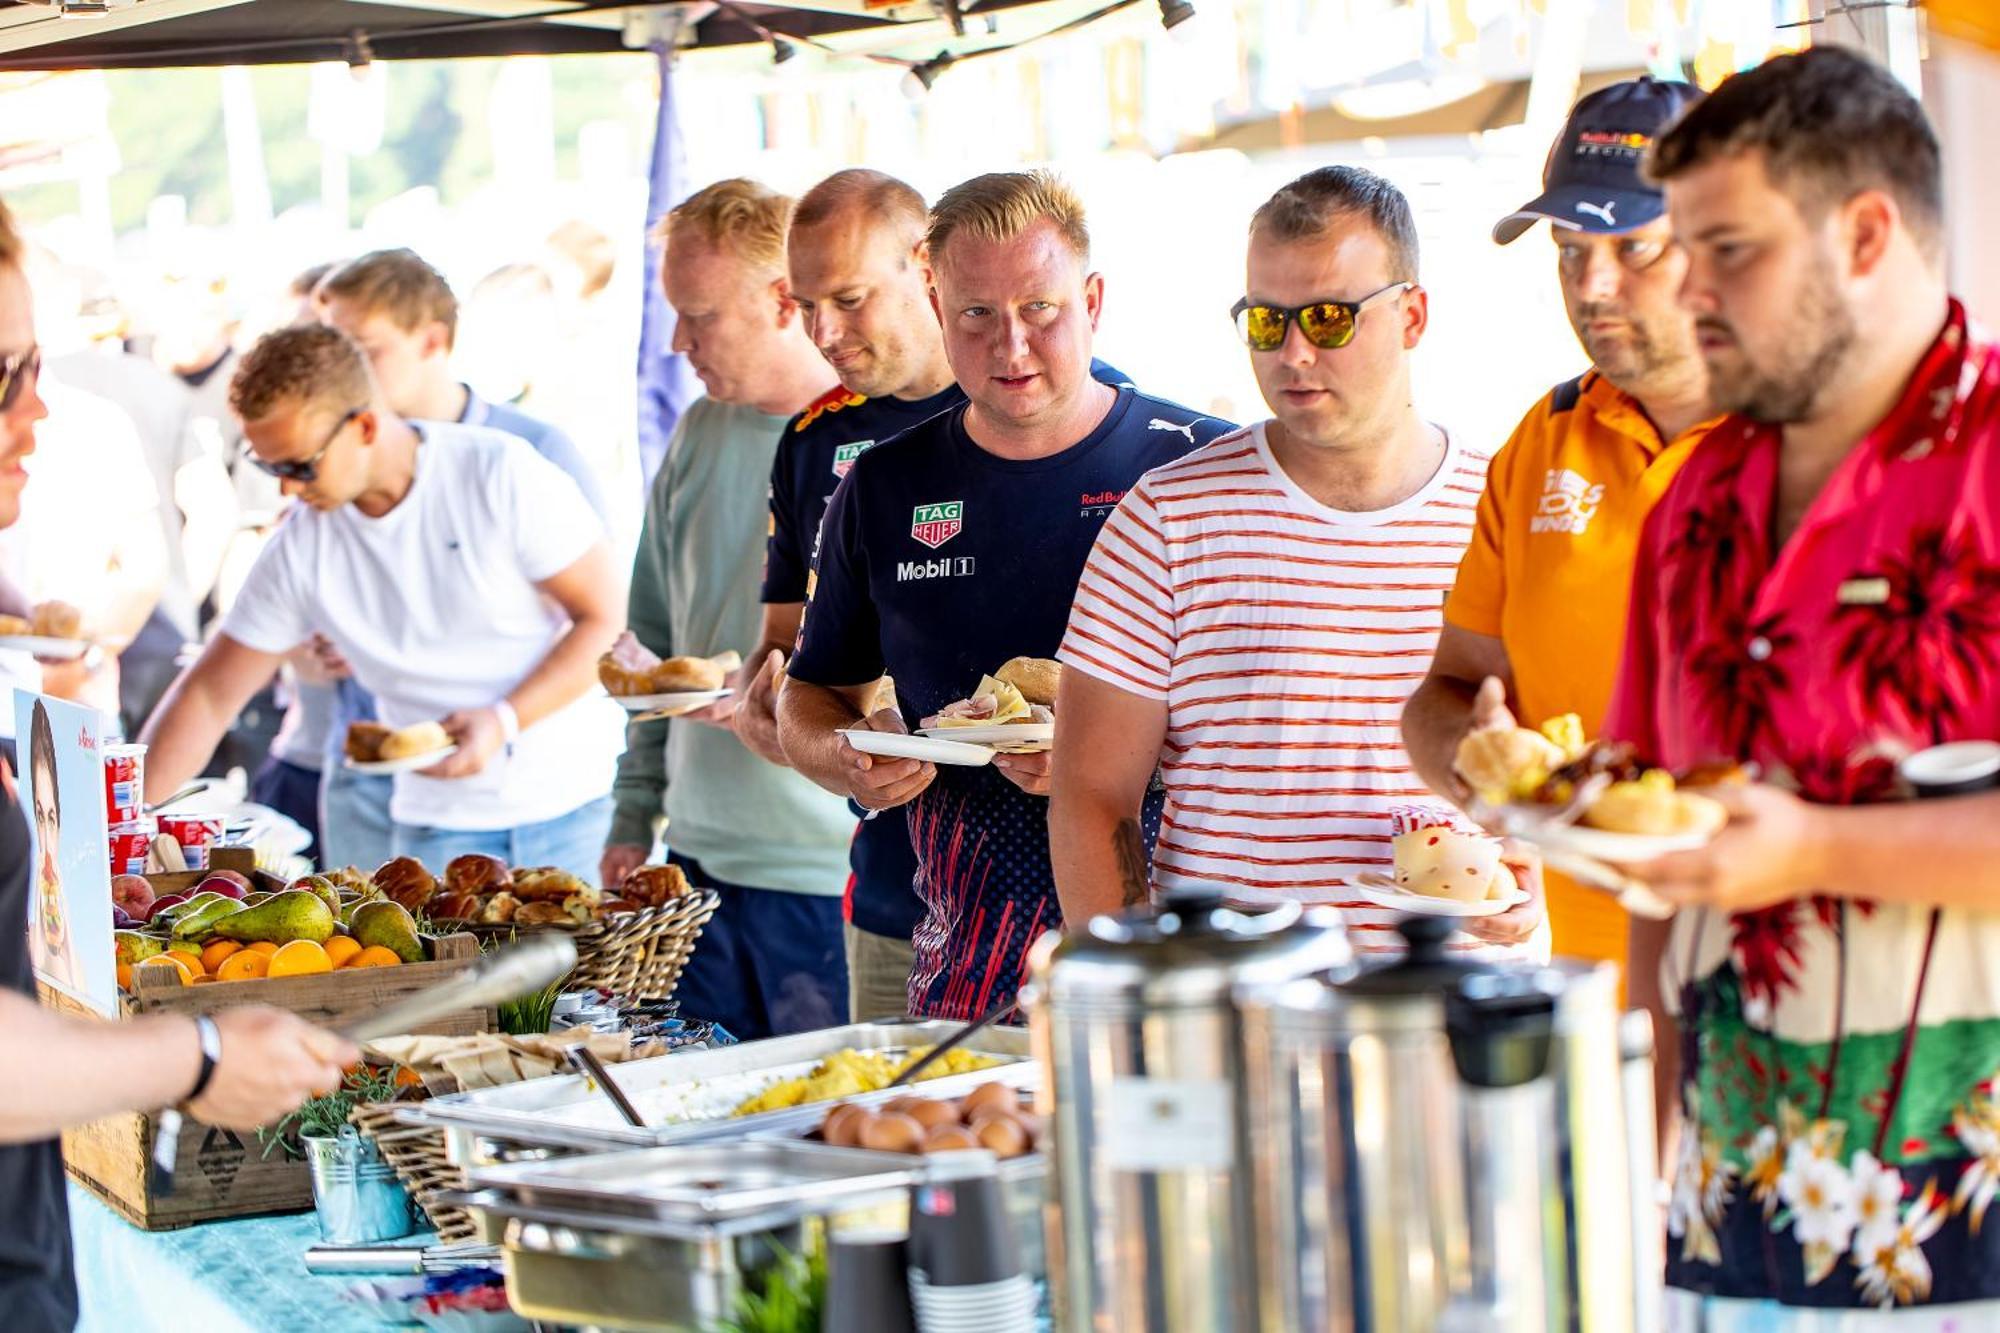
top-left (156, 814), bottom-right (225, 871)
top-left (107, 817), bottom-right (158, 878)
top-left (103, 744), bottom-right (147, 824)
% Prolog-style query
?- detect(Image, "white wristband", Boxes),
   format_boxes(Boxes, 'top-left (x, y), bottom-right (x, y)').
top-left (494, 700), bottom-right (520, 743)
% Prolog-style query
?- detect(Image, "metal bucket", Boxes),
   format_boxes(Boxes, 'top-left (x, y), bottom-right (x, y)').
top-left (304, 1127), bottom-right (417, 1245)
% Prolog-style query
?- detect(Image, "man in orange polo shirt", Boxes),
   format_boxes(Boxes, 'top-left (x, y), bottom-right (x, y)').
top-left (1403, 76), bottom-right (1714, 973)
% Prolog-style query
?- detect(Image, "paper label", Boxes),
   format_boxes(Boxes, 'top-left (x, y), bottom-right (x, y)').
top-left (1103, 1077), bottom-right (1234, 1171)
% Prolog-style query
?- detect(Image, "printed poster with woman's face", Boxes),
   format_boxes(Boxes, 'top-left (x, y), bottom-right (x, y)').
top-left (17, 693), bottom-right (115, 1015)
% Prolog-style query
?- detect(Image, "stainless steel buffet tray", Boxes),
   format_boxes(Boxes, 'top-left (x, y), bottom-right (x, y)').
top-left (404, 1019), bottom-right (1035, 1155)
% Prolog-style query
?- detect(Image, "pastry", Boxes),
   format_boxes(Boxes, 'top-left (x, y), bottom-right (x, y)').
top-left (598, 630), bottom-right (727, 696)
top-left (1393, 826), bottom-right (1512, 903)
top-left (432, 891), bottom-right (483, 921)
top-left (1582, 772), bottom-right (1730, 838)
top-left (372, 856), bottom-right (438, 912)
top-left (324, 865), bottom-right (373, 895)
top-left (513, 867), bottom-right (590, 902)
top-left (994, 657), bottom-right (1062, 707)
top-left (0, 614), bottom-right (31, 637)
top-left (344, 722), bottom-right (392, 763)
top-left (1455, 726), bottom-right (1570, 804)
top-left (444, 853), bottom-right (512, 897)
top-left (30, 601), bottom-right (82, 640)
top-left (378, 721), bottom-right (451, 761)
top-left (478, 892), bottom-right (520, 924)
top-left (621, 863), bottom-right (691, 907)
top-left (514, 900), bottom-right (572, 927)
top-left (601, 896), bottom-right (642, 915)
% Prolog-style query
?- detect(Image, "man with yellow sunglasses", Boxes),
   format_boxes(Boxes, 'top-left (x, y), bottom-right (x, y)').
top-left (1403, 76), bottom-right (1715, 977)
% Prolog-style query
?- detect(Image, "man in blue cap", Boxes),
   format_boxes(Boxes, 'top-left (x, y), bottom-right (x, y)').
top-left (1404, 76), bottom-right (1714, 979)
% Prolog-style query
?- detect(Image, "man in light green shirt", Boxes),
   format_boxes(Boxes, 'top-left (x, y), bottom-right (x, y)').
top-left (602, 179), bottom-right (855, 1039)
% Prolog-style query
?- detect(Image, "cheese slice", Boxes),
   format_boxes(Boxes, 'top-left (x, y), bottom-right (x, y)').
top-left (932, 675), bottom-right (1032, 727)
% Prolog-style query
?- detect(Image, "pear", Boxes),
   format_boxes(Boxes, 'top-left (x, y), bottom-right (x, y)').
top-left (210, 890), bottom-right (335, 946)
top-left (114, 932), bottom-right (163, 966)
top-left (349, 900), bottom-right (426, 964)
top-left (170, 897), bottom-right (247, 941)
top-left (243, 892), bottom-right (272, 908)
top-left (290, 875), bottom-right (341, 915)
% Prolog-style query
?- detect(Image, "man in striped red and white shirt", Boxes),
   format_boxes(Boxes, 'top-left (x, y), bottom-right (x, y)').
top-left (1049, 166), bottom-right (1545, 959)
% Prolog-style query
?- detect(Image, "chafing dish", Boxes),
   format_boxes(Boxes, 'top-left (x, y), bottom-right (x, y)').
top-left (405, 1019), bottom-right (1033, 1157)
top-left (461, 1141), bottom-right (923, 1332)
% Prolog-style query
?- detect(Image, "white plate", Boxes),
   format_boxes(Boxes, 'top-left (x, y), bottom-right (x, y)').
top-left (839, 729), bottom-right (994, 767)
top-left (1350, 874), bottom-right (1530, 919)
top-left (1504, 816), bottom-right (1710, 864)
top-left (916, 722), bottom-right (1055, 749)
top-left (345, 744), bottom-right (458, 776)
top-left (0, 635), bottom-right (87, 661)
top-left (615, 689), bottom-right (731, 714)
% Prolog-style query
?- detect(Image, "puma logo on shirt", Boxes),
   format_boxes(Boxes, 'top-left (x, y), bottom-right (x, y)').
top-left (1149, 418), bottom-right (1197, 444)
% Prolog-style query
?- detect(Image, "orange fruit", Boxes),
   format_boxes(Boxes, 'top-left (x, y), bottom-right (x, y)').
top-left (350, 946), bottom-right (403, 969)
top-left (217, 950), bottom-right (271, 983)
top-left (247, 941), bottom-right (281, 956)
top-left (267, 940), bottom-right (333, 978)
top-left (200, 940), bottom-right (243, 975)
top-left (323, 936), bottom-right (363, 969)
top-left (165, 947), bottom-right (206, 978)
top-left (136, 954), bottom-right (195, 986)
top-left (116, 961), bottom-right (132, 991)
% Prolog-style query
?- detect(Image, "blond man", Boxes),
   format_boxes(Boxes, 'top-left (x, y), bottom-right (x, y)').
top-left (608, 179), bottom-right (857, 1040)
top-left (779, 170), bottom-right (1232, 1021)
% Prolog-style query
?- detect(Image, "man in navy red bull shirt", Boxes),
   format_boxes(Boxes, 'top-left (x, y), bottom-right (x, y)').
top-left (778, 170), bottom-right (1232, 1020)
top-left (735, 168), bottom-right (1137, 1022)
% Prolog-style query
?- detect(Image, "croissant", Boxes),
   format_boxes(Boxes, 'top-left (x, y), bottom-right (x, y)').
top-left (372, 856), bottom-right (438, 912)
top-left (514, 901), bottom-right (572, 927)
top-left (622, 863), bottom-right (692, 908)
top-left (513, 866), bottom-right (590, 902)
top-left (444, 853), bottom-right (512, 897)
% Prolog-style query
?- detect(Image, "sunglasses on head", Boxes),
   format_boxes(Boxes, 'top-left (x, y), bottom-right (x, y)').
top-left (0, 346), bottom-right (41, 412)
top-left (252, 407), bottom-right (365, 483)
top-left (1230, 282), bottom-right (1413, 353)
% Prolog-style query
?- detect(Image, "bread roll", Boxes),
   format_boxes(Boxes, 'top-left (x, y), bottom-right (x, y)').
top-left (479, 891), bottom-right (520, 924)
top-left (372, 856), bottom-right (439, 911)
top-left (432, 891), bottom-right (483, 921)
top-left (0, 614), bottom-right (32, 638)
top-left (444, 853), bottom-right (512, 897)
top-left (995, 657), bottom-right (1062, 707)
top-left (31, 601), bottom-right (82, 640)
top-left (622, 863), bottom-right (691, 907)
top-left (345, 722), bottom-right (392, 763)
top-left (1585, 783), bottom-right (1729, 838)
top-left (513, 867), bottom-right (590, 902)
top-left (514, 901), bottom-right (571, 927)
top-left (379, 721), bottom-right (451, 761)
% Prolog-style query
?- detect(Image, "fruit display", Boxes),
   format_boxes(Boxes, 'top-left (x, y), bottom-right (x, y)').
top-left (816, 1081), bottom-right (1041, 1159)
top-left (731, 1046), bottom-right (1002, 1117)
top-left (112, 862), bottom-right (446, 992)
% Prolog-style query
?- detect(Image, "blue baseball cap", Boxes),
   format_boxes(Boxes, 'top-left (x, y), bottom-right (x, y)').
top-left (1493, 76), bottom-right (1703, 245)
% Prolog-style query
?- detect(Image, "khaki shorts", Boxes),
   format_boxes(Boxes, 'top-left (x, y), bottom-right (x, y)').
top-left (844, 922), bottom-right (915, 1023)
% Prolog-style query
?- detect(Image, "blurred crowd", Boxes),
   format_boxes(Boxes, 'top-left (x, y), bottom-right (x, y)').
top-left (6, 220), bottom-right (638, 857)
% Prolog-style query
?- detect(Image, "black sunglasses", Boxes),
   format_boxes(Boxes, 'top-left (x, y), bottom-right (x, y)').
top-left (0, 345), bottom-right (41, 412)
top-left (1230, 282), bottom-right (1413, 352)
top-left (252, 407), bottom-right (365, 483)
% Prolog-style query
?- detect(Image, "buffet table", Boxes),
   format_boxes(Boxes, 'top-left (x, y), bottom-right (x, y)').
top-left (68, 1184), bottom-right (418, 1332)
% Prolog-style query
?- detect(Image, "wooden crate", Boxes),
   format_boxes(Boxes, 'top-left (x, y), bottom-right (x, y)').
top-left (45, 928), bottom-right (495, 1231)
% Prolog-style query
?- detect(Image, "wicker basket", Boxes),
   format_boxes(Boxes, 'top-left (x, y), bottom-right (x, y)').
top-left (438, 888), bottom-right (719, 999)
top-left (348, 1101), bottom-right (479, 1242)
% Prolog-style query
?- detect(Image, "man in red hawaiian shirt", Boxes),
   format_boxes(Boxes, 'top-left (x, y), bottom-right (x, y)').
top-left (1613, 47), bottom-right (2000, 1323)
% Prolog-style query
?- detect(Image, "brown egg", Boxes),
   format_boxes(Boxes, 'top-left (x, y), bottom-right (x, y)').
top-left (971, 1113), bottom-right (1030, 1159)
top-left (904, 1098), bottom-right (960, 1131)
top-left (880, 1096), bottom-right (923, 1117)
top-left (823, 1104), bottom-right (868, 1147)
top-left (920, 1125), bottom-right (980, 1154)
top-left (860, 1112), bottom-right (926, 1154)
top-left (960, 1081), bottom-right (1019, 1119)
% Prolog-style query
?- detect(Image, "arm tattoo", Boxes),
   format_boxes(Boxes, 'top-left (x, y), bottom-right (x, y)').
top-left (1113, 817), bottom-right (1149, 908)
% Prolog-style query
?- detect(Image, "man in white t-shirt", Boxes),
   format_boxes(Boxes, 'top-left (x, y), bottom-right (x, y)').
top-left (1049, 166), bottom-right (1545, 960)
top-left (138, 324), bottom-right (626, 881)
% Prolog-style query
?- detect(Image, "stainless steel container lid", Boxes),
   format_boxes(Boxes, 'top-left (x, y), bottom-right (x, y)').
top-left (1026, 887), bottom-right (1351, 1015)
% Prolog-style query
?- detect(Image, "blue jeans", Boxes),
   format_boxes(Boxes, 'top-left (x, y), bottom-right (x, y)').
top-left (318, 766), bottom-right (397, 874)
top-left (393, 797), bottom-right (615, 887)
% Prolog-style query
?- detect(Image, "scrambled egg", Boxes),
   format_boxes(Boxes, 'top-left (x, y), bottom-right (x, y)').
top-left (731, 1046), bottom-right (1000, 1117)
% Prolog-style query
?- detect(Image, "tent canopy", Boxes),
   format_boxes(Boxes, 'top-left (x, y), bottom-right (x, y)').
top-left (0, 0), bottom-right (1065, 70)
